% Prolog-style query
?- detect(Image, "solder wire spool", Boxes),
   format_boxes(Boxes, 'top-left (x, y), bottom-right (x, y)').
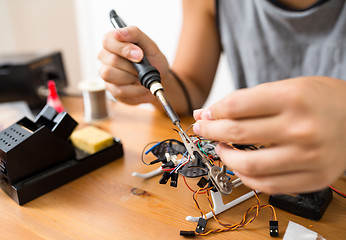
top-left (78, 80), bottom-right (109, 123)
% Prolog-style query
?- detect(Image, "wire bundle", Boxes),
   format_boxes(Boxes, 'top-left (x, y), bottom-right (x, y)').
top-left (191, 187), bottom-right (277, 236)
top-left (141, 128), bottom-right (278, 237)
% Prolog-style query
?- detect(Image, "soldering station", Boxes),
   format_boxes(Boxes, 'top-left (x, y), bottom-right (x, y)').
top-left (0, 105), bottom-right (123, 205)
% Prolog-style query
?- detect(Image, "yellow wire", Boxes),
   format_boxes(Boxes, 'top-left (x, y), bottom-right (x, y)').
top-left (194, 189), bottom-right (277, 236)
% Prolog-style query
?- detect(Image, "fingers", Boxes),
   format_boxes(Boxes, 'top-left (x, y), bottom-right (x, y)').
top-left (193, 116), bottom-right (284, 144)
top-left (204, 82), bottom-right (286, 120)
top-left (99, 26), bottom-right (169, 107)
top-left (98, 49), bottom-right (138, 76)
top-left (193, 109), bottom-right (203, 120)
top-left (106, 82), bottom-right (150, 99)
top-left (102, 28), bottom-right (143, 63)
top-left (103, 27), bottom-right (160, 62)
top-left (99, 65), bottom-right (138, 85)
top-left (216, 143), bottom-right (322, 177)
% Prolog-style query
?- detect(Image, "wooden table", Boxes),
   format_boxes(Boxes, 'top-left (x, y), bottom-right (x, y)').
top-left (0, 96), bottom-right (345, 240)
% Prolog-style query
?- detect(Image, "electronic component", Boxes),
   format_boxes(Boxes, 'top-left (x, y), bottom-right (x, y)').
top-left (177, 128), bottom-right (234, 195)
top-left (159, 172), bottom-right (171, 185)
top-left (269, 187), bottom-right (333, 221)
top-left (145, 139), bottom-right (185, 161)
top-left (162, 161), bottom-right (175, 169)
top-left (0, 51), bottom-right (67, 109)
top-left (269, 220), bottom-right (279, 237)
top-left (197, 177), bottom-right (208, 188)
top-left (178, 152), bottom-right (208, 178)
top-left (139, 136), bottom-right (277, 238)
top-left (180, 231), bottom-right (196, 237)
top-left (170, 172), bottom-right (179, 187)
top-left (195, 218), bottom-right (208, 233)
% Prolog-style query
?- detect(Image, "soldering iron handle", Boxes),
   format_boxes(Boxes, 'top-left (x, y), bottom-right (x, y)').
top-left (109, 9), bottom-right (180, 125)
top-left (133, 62), bottom-right (161, 89)
top-left (109, 9), bottom-right (162, 90)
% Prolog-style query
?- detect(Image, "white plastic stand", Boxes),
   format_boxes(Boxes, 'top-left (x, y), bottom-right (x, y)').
top-left (132, 167), bottom-right (258, 223)
top-left (132, 167), bottom-right (163, 179)
top-left (186, 190), bottom-right (259, 222)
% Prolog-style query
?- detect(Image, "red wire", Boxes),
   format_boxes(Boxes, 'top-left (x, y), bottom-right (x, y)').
top-left (178, 160), bottom-right (189, 170)
top-left (162, 168), bottom-right (175, 171)
top-left (329, 185), bottom-right (346, 197)
top-left (183, 176), bottom-right (207, 194)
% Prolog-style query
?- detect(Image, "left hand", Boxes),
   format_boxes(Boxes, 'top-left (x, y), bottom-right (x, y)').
top-left (193, 76), bottom-right (346, 194)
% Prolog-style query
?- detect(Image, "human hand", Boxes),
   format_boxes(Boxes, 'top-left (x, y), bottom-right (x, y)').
top-left (98, 27), bottom-right (169, 105)
top-left (193, 77), bottom-right (346, 194)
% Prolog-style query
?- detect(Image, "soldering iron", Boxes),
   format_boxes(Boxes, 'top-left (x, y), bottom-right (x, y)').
top-left (109, 10), bottom-right (182, 129)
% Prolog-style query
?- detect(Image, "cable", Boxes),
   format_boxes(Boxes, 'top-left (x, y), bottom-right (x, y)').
top-left (183, 176), bottom-right (208, 194)
top-left (169, 69), bottom-right (193, 115)
top-left (192, 186), bottom-right (214, 218)
top-left (329, 185), bottom-right (346, 198)
top-left (141, 141), bottom-right (160, 165)
top-left (191, 189), bottom-right (277, 237)
top-left (141, 135), bottom-right (278, 237)
top-left (171, 151), bottom-right (189, 173)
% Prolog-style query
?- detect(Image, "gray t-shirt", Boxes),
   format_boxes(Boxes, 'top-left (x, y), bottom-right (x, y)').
top-left (217, 0), bottom-right (346, 89)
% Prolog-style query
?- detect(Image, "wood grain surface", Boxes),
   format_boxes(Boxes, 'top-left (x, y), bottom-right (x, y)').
top-left (0, 96), bottom-right (344, 240)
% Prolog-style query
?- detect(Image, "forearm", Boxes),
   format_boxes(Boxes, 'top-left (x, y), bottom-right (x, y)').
top-left (151, 0), bottom-right (221, 116)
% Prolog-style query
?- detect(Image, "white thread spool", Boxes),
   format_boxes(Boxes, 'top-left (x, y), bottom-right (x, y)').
top-left (78, 81), bottom-right (108, 123)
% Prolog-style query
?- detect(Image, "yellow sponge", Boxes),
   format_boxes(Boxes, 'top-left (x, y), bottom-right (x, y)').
top-left (70, 126), bottom-right (113, 154)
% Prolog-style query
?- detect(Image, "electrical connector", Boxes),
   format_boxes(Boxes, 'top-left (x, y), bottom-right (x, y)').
top-left (195, 218), bottom-right (207, 233)
top-left (162, 161), bottom-right (174, 168)
top-left (170, 172), bottom-right (179, 187)
top-left (269, 220), bottom-right (279, 237)
top-left (149, 159), bottom-right (163, 165)
top-left (180, 231), bottom-right (196, 237)
top-left (197, 177), bottom-right (208, 188)
top-left (159, 171), bottom-right (171, 184)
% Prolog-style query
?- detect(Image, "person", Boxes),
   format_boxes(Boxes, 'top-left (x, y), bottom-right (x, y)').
top-left (98, 0), bottom-right (346, 194)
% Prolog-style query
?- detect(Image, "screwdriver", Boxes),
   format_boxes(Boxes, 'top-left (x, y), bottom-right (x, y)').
top-left (109, 10), bottom-right (184, 131)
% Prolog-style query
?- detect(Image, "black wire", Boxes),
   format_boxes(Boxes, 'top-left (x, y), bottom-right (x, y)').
top-left (169, 69), bottom-right (193, 115)
top-left (331, 188), bottom-right (346, 199)
top-left (141, 139), bottom-right (186, 166)
top-left (141, 141), bottom-right (159, 165)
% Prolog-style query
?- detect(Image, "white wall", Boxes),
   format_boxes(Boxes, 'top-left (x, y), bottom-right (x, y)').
top-left (0, 0), bottom-right (81, 92)
top-left (74, 0), bottom-right (234, 107)
top-left (0, 0), bottom-right (15, 52)
top-left (0, 0), bottom-right (233, 106)
top-left (74, 0), bottom-right (183, 82)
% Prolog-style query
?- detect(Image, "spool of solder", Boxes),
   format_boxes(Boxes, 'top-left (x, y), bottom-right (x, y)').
top-left (78, 80), bottom-right (108, 123)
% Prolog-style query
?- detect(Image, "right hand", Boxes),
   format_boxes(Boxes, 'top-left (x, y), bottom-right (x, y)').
top-left (98, 26), bottom-right (169, 105)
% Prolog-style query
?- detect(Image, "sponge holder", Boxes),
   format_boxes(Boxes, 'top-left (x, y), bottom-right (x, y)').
top-left (0, 105), bottom-right (123, 205)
